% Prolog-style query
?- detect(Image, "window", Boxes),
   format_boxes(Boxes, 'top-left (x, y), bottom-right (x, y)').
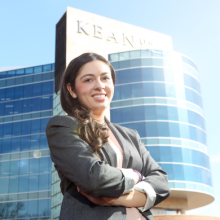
top-left (134, 122), bottom-right (146, 138)
top-left (156, 105), bottom-right (168, 120)
top-left (167, 106), bottom-right (178, 121)
top-left (119, 69), bottom-right (131, 84)
top-left (121, 107), bottom-right (132, 122)
top-left (171, 147), bottom-right (182, 163)
top-left (132, 83), bottom-right (143, 98)
top-left (133, 106), bottom-right (145, 121)
top-left (145, 105), bottom-right (156, 120)
top-left (131, 68), bottom-right (142, 82)
top-left (160, 146), bottom-right (171, 162)
top-left (143, 82), bottom-right (155, 97)
top-left (173, 164), bottom-right (184, 181)
top-left (147, 146), bottom-right (160, 162)
top-left (169, 122), bottom-right (180, 138)
top-left (158, 122), bottom-right (169, 137)
top-left (165, 83), bottom-right (176, 98)
top-left (153, 68), bottom-right (164, 81)
top-left (130, 59), bottom-right (141, 67)
top-left (121, 84), bottom-right (132, 99)
top-left (146, 122), bottom-right (158, 137)
top-left (154, 83), bottom-right (166, 97)
top-left (142, 68), bottom-right (153, 81)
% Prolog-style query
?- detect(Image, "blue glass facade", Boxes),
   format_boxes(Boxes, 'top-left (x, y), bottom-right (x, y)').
top-left (0, 64), bottom-right (54, 219)
top-left (109, 50), bottom-right (213, 195)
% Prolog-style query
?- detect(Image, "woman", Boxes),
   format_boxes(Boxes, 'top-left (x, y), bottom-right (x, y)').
top-left (46, 53), bottom-right (170, 220)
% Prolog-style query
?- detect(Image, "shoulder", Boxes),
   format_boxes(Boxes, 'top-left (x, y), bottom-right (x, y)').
top-left (46, 115), bottom-right (79, 132)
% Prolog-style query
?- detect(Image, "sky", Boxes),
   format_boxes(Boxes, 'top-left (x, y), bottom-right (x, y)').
top-left (1, 0), bottom-right (220, 217)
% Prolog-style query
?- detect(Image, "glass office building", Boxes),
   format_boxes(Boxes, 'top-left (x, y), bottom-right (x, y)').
top-left (0, 64), bottom-right (54, 219)
top-left (109, 49), bottom-right (213, 211)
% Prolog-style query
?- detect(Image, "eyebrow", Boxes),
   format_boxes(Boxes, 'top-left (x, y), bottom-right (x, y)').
top-left (80, 72), bottom-right (110, 80)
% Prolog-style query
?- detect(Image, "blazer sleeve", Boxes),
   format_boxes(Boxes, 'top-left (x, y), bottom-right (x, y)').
top-left (46, 115), bottom-right (135, 198)
top-left (133, 130), bottom-right (170, 207)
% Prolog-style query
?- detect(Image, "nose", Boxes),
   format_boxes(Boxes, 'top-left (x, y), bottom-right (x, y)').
top-left (95, 78), bottom-right (105, 90)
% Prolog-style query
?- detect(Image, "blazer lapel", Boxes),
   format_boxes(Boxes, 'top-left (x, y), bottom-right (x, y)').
top-left (105, 118), bottom-right (130, 168)
top-left (102, 142), bottom-right (117, 167)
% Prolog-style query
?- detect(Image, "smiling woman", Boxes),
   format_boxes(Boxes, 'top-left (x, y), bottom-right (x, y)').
top-left (46, 53), bottom-right (170, 220)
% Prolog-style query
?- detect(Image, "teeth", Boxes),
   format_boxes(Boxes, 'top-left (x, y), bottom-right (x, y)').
top-left (93, 95), bottom-right (105, 98)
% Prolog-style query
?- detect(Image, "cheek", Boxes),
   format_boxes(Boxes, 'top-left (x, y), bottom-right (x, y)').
top-left (75, 84), bottom-right (89, 97)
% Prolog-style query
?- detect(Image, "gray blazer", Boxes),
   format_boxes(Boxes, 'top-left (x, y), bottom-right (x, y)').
top-left (46, 115), bottom-right (170, 220)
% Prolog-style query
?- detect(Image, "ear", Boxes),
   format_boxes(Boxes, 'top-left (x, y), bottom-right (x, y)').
top-left (67, 83), bottom-right (77, 98)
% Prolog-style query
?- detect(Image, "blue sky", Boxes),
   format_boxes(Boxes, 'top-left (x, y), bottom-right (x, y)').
top-left (1, 0), bottom-right (220, 216)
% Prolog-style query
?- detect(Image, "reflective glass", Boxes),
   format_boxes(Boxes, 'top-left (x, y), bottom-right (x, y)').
top-left (130, 59), bottom-right (141, 67)
top-left (141, 58), bottom-right (152, 66)
top-left (20, 135), bottom-right (30, 151)
top-left (193, 166), bottom-right (202, 183)
top-left (18, 175), bottom-right (28, 192)
top-left (33, 83), bottom-right (41, 96)
top-left (187, 109), bottom-right (195, 125)
top-left (9, 176), bottom-right (19, 193)
top-left (41, 118), bottom-right (50, 132)
top-left (0, 103), bottom-right (4, 116)
top-left (182, 147), bottom-right (192, 164)
top-left (0, 161), bottom-right (10, 177)
top-left (146, 122), bottom-right (158, 137)
top-left (23, 84), bottom-right (33, 98)
top-left (141, 50), bottom-right (151, 58)
top-left (2, 138), bottom-right (11, 153)
top-left (142, 68), bottom-right (153, 81)
top-left (3, 123), bottom-right (12, 137)
top-left (25, 67), bottom-right (33, 75)
top-left (4, 101), bottom-right (13, 115)
top-left (185, 87), bottom-right (193, 103)
top-left (183, 165), bottom-right (194, 181)
top-left (29, 175), bottom-right (39, 191)
top-left (39, 174), bottom-right (49, 190)
top-left (171, 147), bottom-right (182, 162)
top-left (164, 69), bottom-right (174, 82)
top-left (29, 158), bottom-right (39, 174)
top-left (173, 164), bottom-right (184, 180)
top-left (22, 120), bottom-right (31, 135)
top-left (40, 134), bottom-right (48, 149)
top-left (40, 157), bottom-right (50, 173)
top-left (124, 123), bottom-right (133, 130)
top-left (145, 105), bottom-right (156, 120)
top-left (131, 68), bottom-right (142, 82)
top-left (34, 66), bottom-right (42, 73)
top-left (154, 83), bottom-right (166, 97)
top-left (119, 69), bottom-right (130, 84)
top-left (121, 107), bottom-right (132, 122)
top-left (115, 71), bottom-right (120, 84)
top-left (6, 87), bottom-right (14, 100)
top-left (11, 137), bottom-right (20, 152)
top-left (119, 52), bottom-right (129, 60)
top-left (184, 73), bottom-right (191, 87)
top-left (178, 108), bottom-right (188, 123)
top-left (167, 106), bottom-right (178, 121)
top-left (0, 88), bottom-right (5, 101)
top-left (32, 97), bottom-right (41, 111)
top-left (14, 86), bottom-right (23, 99)
top-left (17, 200), bottom-right (28, 218)
top-left (192, 149), bottom-right (200, 166)
top-left (0, 178), bottom-right (9, 194)
top-left (119, 60), bottom-right (130, 69)
top-left (30, 135), bottom-right (40, 150)
top-left (179, 123), bottom-right (190, 139)
top-left (13, 100), bottom-right (22, 114)
top-left (152, 58), bottom-right (163, 66)
top-left (156, 105), bottom-right (168, 120)
top-left (13, 121), bottom-right (22, 136)
top-left (147, 146), bottom-right (160, 162)
top-left (153, 68), bottom-right (164, 81)
top-left (27, 200), bottom-right (38, 217)
top-left (132, 83), bottom-right (143, 98)
top-left (111, 62), bottom-right (119, 70)
top-left (169, 122), bottom-right (180, 138)
top-left (143, 83), bottom-right (155, 97)
top-left (130, 50), bottom-right (141, 58)
top-left (189, 126), bottom-right (197, 141)
top-left (160, 164), bottom-right (173, 180)
top-left (113, 86), bottom-right (120, 101)
top-left (10, 160), bottom-right (19, 176)
top-left (165, 83), bottom-right (176, 98)
top-left (158, 122), bottom-right (169, 137)
top-left (160, 146), bottom-right (171, 162)
top-left (133, 122), bottom-right (146, 138)
top-left (31, 119), bottom-right (40, 134)
top-left (121, 84), bottom-right (132, 99)
top-left (133, 106), bottom-right (145, 121)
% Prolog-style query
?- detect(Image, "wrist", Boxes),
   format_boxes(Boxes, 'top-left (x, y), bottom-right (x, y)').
top-left (133, 170), bottom-right (142, 183)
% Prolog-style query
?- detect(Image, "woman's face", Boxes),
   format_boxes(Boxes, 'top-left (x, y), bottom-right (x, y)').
top-left (70, 60), bottom-right (114, 115)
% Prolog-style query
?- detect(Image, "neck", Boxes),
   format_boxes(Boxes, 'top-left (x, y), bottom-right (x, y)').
top-left (92, 111), bottom-right (106, 124)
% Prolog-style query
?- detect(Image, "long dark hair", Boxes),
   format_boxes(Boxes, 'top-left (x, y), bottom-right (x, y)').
top-left (59, 53), bottom-right (116, 158)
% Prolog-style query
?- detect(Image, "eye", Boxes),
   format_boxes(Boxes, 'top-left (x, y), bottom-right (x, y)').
top-left (103, 76), bottom-right (110, 81)
top-left (84, 78), bottom-right (92, 83)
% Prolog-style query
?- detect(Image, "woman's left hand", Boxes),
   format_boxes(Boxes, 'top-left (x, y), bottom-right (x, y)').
top-left (77, 187), bottom-right (118, 206)
top-left (77, 187), bottom-right (147, 207)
